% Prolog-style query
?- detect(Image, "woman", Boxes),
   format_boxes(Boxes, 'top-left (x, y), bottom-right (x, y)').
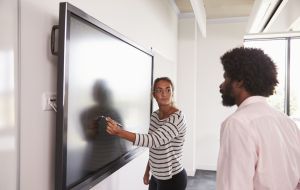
top-left (106, 77), bottom-right (187, 190)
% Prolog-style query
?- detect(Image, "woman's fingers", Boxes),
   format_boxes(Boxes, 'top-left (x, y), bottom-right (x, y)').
top-left (105, 117), bottom-right (119, 135)
top-left (106, 125), bottom-right (112, 134)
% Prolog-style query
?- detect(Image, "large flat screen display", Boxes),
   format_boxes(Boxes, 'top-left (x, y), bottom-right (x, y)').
top-left (55, 3), bottom-right (153, 190)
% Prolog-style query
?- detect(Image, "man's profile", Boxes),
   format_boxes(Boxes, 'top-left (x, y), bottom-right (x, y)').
top-left (217, 47), bottom-right (300, 190)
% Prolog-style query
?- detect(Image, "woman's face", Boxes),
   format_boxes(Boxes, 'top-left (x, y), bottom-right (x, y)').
top-left (153, 80), bottom-right (173, 106)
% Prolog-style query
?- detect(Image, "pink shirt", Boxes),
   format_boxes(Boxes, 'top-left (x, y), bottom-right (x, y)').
top-left (217, 96), bottom-right (300, 190)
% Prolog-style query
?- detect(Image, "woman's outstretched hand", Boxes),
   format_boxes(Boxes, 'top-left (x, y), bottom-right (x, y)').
top-left (106, 117), bottom-right (121, 135)
top-left (105, 117), bottom-right (136, 142)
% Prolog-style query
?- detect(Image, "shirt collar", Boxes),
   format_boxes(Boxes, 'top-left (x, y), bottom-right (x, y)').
top-left (237, 96), bottom-right (267, 110)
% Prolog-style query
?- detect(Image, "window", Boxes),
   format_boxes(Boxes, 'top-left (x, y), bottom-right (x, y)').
top-left (244, 36), bottom-right (300, 126)
top-left (290, 38), bottom-right (300, 125)
top-left (244, 39), bottom-right (286, 113)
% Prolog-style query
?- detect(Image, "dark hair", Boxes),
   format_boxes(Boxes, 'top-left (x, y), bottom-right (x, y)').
top-left (221, 47), bottom-right (278, 97)
top-left (153, 77), bottom-right (174, 91)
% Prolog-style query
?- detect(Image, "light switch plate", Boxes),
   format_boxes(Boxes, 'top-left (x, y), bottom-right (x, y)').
top-left (42, 92), bottom-right (56, 111)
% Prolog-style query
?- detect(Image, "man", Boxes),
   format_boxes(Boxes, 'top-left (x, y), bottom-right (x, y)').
top-left (217, 47), bottom-right (300, 190)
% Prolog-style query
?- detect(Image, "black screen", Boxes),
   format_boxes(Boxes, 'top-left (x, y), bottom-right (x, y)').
top-left (56, 3), bottom-right (153, 190)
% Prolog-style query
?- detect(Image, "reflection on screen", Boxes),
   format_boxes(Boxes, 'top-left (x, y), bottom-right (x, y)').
top-left (66, 16), bottom-right (152, 187)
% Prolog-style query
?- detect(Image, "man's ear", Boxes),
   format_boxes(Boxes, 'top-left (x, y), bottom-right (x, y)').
top-left (236, 80), bottom-right (244, 88)
top-left (232, 80), bottom-right (244, 88)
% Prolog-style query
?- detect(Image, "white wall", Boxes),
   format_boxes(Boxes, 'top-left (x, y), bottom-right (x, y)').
top-left (19, 0), bottom-right (178, 190)
top-left (196, 19), bottom-right (247, 170)
top-left (0, 0), bottom-right (19, 189)
top-left (176, 16), bottom-right (247, 172)
top-left (177, 17), bottom-right (198, 176)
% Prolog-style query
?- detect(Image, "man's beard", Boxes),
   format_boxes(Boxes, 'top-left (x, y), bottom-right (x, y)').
top-left (220, 82), bottom-right (236, 107)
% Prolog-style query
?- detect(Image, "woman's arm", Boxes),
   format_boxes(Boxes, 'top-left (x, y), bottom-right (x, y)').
top-left (143, 161), bottom-right (150, 185)
top-left (106, 113), bottom-right (186, 148)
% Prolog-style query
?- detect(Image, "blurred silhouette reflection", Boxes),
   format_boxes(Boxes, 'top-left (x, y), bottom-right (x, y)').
top-left (80, 80), bottom-right (130, 173)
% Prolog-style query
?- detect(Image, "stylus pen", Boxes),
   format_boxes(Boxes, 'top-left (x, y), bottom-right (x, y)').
top-left (95, 115), bottom-right (123, 127)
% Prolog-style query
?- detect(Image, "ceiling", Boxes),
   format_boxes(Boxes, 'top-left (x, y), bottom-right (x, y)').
top-left (174, 0), bottom-right (255, 19)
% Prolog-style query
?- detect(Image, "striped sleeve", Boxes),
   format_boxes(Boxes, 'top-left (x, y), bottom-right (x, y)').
top-left (133, 111), bottom-right (186, 148)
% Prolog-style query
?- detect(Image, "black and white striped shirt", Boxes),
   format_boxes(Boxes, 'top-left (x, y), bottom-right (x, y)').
top-left (133, 110), bottom-right (187, 180)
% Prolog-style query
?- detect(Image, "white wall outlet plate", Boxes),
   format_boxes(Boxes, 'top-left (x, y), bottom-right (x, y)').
top-left (42, 92), bottom-right (57, 111)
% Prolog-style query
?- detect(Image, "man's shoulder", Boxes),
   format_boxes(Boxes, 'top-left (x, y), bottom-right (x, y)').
top-left (221, 114), bottom-right (244, 128)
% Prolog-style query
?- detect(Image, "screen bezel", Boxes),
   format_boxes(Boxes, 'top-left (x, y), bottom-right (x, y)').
top-left (55, 2), bottom-right (153, 190)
